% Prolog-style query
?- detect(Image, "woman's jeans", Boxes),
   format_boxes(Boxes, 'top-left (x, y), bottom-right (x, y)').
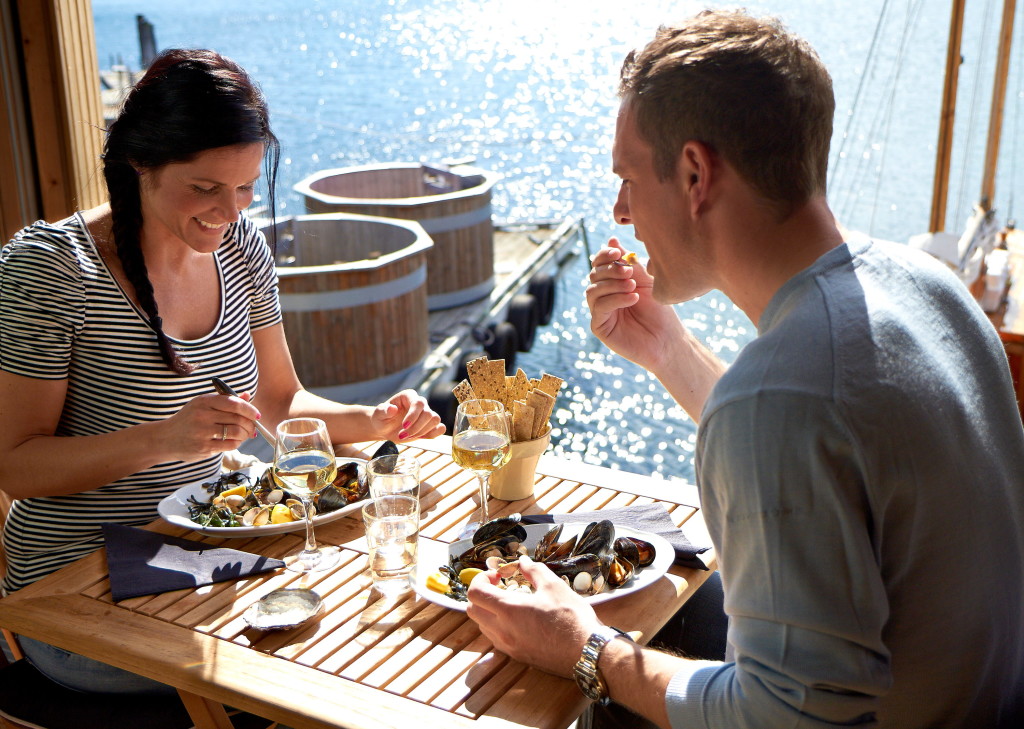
top-left (20, 635), bottom-right (176, 695)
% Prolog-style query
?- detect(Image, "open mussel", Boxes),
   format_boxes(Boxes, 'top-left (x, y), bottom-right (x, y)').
top-left (614, 536), bottom-right (656, 568)
top-left (545, 553), bottom-right (612, 596)
top-left (472, 513), bottom-right (527, 546)
top-left (575, 520), bottom-right (615, 557)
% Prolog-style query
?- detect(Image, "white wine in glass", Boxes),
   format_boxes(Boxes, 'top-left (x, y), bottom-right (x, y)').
top-left (274, 417), bottom-right (340, 572)
top-left (452, 399), bottom-right (511, 537)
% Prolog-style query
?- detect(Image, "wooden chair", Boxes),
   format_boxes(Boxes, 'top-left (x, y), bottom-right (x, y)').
top-left (1001, 331), bottom-right (1024, 423)
top-left (0, 492), bottom-right (275, 729)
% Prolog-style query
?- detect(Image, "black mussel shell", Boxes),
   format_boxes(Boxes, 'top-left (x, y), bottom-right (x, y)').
top-left (472, 513), bottom-right (527, 546)
top-left (533, 523), bottom-right (564, 561)
top-left (545, 553), bottom-right (611, 580)
top-left (575, 520), bottom-right (615, 557)
top-left (371, 440), bottom-right (400, 462)
top-left (613, 536), bottom-right (642, 569)
top-left (607, 555), bottom-right (636, 588)
top-left (623, 536), bottom-right (656, 567)
top-left (315, 484), bottom-right (350, 511)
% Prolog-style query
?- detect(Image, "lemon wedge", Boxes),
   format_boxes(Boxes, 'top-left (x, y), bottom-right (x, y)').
top-left (269, 504), bottom-right (295, 523)
top-left (425, 572), bottom-right (450, 594)
top-left (219, 484), bottom-right (247, 499)
top-left (458, 567), bottom-right (484, 585)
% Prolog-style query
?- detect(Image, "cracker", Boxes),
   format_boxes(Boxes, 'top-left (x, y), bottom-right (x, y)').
top-left (526, 388), bottom-right (555, 440)
top-left (537, 373), bottom-right (564, 399)
top-left (452, 379), bottom-right (476, 404)
top-left (467, 356), bottom-right (506, 402)
top-left (509, 368), bottom-right (531, 404)
top-left (512, 400), bottom-right (535, 442)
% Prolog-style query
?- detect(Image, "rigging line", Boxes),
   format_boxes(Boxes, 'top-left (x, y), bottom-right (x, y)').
top-left (832, 0), bottom-right (898, 222)
top-left (836, 0), bottom-right (913, 228)
top-left (868, 0), bottom-right (927, 235)
top-left (828, 0), bottom-right (894, 196)
top-left (953, 0), bottom-right (997, 227)
top-left (1007, 0), bottom-right (1024, 225)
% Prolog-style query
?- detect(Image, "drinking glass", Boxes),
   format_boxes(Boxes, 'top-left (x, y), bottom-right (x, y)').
top-left (451, 399), bottom-right (511, 537)
top-left (367, 453), bottom-right (421, 501)
top-left (274, 417), bottom-right (340, 572)
top-left (362, 495), bottom-right (419, 595)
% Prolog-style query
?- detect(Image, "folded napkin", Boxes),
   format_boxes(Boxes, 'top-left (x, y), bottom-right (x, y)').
top-left (102, 523), bottom-right (285, 602)
top-left (521, 503), bottom-right (711, 570)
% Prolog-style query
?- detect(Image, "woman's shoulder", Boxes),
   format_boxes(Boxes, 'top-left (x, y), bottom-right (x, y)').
top-left (2, 214), bottom-right (92, 274)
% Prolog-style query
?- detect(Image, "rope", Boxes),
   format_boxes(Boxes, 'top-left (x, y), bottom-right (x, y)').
top-left (1007, 0), bottom-right (1024, 227)
top-left (828, 0), bottom-right (893, 197)
top-left (868, 0), bottom-right (926, 235)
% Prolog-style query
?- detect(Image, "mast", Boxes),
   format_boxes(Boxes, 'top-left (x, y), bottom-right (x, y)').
top-left (929, 0), bottom-right (967, 233)
top-left (980, 0), bottom-right (1017, 211)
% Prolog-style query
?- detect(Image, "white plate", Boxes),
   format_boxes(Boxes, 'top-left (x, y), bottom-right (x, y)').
top-left (157, 459), bottom-right (367, 538)
top-left (413, 522), bottom-right (675, 612)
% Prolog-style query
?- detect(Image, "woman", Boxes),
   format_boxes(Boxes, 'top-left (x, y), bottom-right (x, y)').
top-left (0, 49), bottom-right (443, 692)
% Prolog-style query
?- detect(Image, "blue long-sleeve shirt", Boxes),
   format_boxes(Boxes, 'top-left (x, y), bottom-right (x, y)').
top-left (668, 239), bottom-right (1024, 728)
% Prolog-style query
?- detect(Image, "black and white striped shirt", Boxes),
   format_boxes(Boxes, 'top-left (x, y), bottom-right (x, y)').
top-left (0, 213), bottom-right (280, 592)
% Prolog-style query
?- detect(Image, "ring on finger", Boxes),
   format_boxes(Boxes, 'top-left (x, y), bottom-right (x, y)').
top-left (221, 424), bottom-right (228, 441)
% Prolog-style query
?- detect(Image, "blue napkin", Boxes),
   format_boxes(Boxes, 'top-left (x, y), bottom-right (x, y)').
top-left (521, 503), bottom-right (711, 570)
top-left (102, 523), bottom-right (285, 601)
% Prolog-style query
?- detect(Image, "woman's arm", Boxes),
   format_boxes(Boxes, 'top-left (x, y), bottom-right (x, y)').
top-left (0, 370), bottom-right (256, 499)
top-left (249, 324), bottom-right (444, 445)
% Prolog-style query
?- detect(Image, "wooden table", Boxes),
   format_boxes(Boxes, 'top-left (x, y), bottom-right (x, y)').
top-left (0, 437), bottom-right (716, 729)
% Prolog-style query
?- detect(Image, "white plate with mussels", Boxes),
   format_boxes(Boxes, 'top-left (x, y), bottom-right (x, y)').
top-left (413, 520), bottom-right (674, 612)
top-left (157, 459), bottom-right (368, 538)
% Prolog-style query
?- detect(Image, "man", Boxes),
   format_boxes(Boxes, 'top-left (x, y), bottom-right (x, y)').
top-left (466, 9), bottom-right (1024, 728)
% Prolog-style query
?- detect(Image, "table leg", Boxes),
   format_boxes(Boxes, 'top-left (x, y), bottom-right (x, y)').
top-left (176, 690), bottom-right (235, 729)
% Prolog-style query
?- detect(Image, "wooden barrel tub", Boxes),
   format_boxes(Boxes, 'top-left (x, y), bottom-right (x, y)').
top-left (293, 163), bottom-right (498, 310)
top-left (263, 213), bottom-right (433, 402)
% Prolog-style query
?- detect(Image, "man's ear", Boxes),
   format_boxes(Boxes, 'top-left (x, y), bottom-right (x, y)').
top-left (679, 140), bottom-right (714, 216)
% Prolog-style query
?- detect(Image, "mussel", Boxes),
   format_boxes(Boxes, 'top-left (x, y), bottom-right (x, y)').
top-left (472, 513), bottom-right (527, 546)
top-left (575, 520), bottom-right (615, 557)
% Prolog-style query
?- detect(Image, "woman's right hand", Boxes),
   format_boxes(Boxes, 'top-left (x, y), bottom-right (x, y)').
top-left (158, 392), bottom-right (261, 463)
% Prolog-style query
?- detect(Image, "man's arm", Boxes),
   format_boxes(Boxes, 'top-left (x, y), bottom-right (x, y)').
top-left (466, 556), bottom-right (717, 729)
top-left (586, 241), bottom-right (725, 422)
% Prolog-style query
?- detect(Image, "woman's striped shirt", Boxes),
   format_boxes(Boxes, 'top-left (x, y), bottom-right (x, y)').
top-left (0, 213), bottom-right (281, 593)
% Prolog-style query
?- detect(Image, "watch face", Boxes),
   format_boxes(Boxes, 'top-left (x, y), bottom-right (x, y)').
top-left (574, 665), bottom-right (605, 701)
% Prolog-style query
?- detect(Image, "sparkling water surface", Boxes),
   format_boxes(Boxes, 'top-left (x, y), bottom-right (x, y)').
top-left (93, 0), bottom-right (1024, 483)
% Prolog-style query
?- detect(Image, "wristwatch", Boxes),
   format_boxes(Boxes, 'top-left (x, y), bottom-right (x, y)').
top-left (572, 626), bottom-right (634, 705)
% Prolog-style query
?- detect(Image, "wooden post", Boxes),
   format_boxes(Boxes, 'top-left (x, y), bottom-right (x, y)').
top-left (14, 0), bottom-right (106, 223)
top-left (929, 0), bottom-right (967, 233)
top-left (980, 0), bottom-right (1017, 211)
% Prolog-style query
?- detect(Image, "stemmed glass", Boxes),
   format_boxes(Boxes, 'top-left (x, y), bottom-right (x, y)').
top-left (451, 399), bottom-right (511, 538)
top-left (274, 418), bottom-right (340, 572)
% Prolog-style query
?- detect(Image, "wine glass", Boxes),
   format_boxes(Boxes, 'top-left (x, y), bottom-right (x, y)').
top-left (451, 399), bottom-right (511, 538)
top-left (274, 417), bottom-right (340, 572)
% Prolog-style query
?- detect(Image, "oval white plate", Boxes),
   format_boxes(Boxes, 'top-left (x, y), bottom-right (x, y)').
top-left (157, 459), bottom-right (366, 538)
top-left (412, 522), bottom-right (675, 612)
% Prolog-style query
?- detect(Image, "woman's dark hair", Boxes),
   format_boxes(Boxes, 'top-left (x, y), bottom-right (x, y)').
top-left (102, 48), bottom-right (280, 374)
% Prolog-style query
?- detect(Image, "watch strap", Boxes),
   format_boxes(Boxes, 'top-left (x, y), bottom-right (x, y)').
top-left (572, 626), bottom-right (634, 705)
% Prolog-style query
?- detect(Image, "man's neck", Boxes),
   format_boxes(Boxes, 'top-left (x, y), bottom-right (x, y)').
top-left (716, 195), bottom-right (843, 325)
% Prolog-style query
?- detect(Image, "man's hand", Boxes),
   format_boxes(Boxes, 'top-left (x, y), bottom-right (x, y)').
top-left (466, 555), bottom-right (604, 676)
top-left (586, 238), bottom-right (687, 374)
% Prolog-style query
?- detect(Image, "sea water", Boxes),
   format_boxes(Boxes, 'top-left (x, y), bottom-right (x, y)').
top-left (93, 0), bottom-right (1024, 482)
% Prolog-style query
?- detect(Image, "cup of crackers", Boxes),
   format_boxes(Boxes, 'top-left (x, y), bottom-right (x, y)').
top-left (453, 356), bottom-right (564, 501)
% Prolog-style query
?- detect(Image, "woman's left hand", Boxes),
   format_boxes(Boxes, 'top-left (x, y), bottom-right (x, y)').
top-left (371, 389), bottom-right (445, 441)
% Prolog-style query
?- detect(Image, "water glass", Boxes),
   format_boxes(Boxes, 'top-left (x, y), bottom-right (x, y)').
top-left (366, 453), bottom-right (421, 501)
top-left (361, 495), bottom-right (419, 596)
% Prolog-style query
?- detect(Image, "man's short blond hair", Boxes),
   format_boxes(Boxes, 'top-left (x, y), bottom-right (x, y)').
top-left (620, 10), bottom-right (834, 217)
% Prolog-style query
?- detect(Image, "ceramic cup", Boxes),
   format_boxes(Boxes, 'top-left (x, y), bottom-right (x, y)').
top-left (488, 428), bottom-right (551, 501)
